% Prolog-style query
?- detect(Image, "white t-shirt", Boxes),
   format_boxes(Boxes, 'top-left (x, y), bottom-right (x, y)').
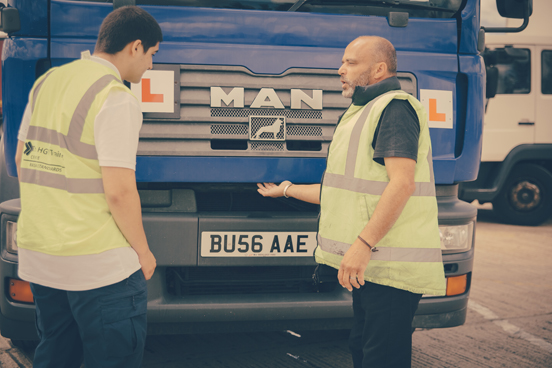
top-left (17, 53), bottom-right (143, 291)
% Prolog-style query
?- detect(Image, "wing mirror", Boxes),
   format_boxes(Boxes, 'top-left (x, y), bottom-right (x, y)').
top-left (483, 0), bottom-right (532, 33)
top-left (0, 4), bottom-right (20, 35)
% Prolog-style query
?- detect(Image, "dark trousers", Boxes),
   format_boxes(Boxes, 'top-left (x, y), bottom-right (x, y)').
top-left (349, 282), bottom-right (422, 368)
top-left (30, 270), bottom-right (147, 368)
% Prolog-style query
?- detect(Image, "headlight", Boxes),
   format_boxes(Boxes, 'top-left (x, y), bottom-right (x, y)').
top-left (6, 221), bottom-right (18, 254)
top-left (439, 222), bottom-right (474, 254)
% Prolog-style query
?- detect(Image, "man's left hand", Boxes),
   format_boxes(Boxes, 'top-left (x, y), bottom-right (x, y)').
top-left (338, 239), bottom-right (373, 292)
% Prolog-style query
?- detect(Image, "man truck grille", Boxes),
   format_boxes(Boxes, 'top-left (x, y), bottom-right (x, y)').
top-left (138, 65), bottom-right (416, 157)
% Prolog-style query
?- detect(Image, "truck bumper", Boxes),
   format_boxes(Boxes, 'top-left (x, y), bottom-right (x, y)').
top-left (0, 262), bottom-right (470, 339)
top-left (144, 272), bottom-right (469, 335)
top-left (0, 199), bottom-right (473, 339)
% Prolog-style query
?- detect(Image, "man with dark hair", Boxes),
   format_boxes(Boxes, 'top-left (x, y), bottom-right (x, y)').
top-left (14, 6), bottom-right (162, 368)
top-left (95, 5), bottom-right (163, 55)
top-left (258, 36), bottom-right (446, 367)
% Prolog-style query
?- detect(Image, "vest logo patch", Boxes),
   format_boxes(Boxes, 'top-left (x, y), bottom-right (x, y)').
top-left (24, 142), bottom-right (34, 156)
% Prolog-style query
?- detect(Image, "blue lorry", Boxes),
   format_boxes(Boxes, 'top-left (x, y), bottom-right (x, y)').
top-left (0, 0), bottom-right (529, 341)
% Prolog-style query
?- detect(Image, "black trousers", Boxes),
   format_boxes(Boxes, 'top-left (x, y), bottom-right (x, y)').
top-left (349, 282), bottom-right (422, 368)
top-left (30, 270), bottom-right (147, 368)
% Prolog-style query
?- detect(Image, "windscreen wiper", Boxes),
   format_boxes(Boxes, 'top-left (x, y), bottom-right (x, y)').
top-left (288, 0), bottom-right (309, 11)
top-left (288, 0), bottom-right (457, 13)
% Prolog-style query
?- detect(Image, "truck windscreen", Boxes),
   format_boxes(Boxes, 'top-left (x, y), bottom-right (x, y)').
top-left (79, 0), bottom-right (464, 18)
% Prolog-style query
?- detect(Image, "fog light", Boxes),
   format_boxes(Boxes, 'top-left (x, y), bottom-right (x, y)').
top-left (6, 221), bottom-right (18, 254)
top-left (8, 278), bottom-right (34, 303)
top-left (446, 274), bottom-right (467, 296)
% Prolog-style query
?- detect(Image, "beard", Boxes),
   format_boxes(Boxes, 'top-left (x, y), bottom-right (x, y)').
top-left (341, 68), bottom-right (373, 98)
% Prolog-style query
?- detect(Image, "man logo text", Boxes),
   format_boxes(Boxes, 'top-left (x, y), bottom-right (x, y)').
top-left (210, 87), bottom-right (323, 110)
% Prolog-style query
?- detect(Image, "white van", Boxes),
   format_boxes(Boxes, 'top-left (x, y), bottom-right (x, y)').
top-left (459, 33), bottom-right (552, 225)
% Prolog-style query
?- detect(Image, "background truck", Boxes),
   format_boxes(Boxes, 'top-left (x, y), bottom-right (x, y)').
top-left (0, 0), bottom-right (528, 342)
top-left (460, 0), bottom-right (552, 226)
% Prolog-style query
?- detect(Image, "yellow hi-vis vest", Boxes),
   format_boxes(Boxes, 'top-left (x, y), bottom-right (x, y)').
top-left (17, 59), bottom-right (135, 256)
top-left (315, 91), bottom-right (446, 296)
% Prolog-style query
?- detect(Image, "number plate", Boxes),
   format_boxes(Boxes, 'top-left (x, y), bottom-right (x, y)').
top-left (200, 232), bottom-right (317, 257)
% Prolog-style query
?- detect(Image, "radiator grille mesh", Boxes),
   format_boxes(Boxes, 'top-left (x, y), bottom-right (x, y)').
top-left (251, 142), bottom-right (285, 151)
top-left (287, 126), bottom-right (322, 136)
top-left (211, 108), bottom-right (322, 119)
top-left (211, 124), bottom-right (248, 135)
top-left (210, 125), bottom-right (323, 137)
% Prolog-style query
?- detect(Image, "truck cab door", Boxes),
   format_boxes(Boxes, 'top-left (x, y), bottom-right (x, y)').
top-left (537, 47), bottom-right (552, 144)
top-left (482, 45), bottom-right (535, 162)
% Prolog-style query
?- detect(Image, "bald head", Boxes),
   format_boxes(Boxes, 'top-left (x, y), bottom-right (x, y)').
top-left (338, 36), bottom-right (397, 98)
top-left (350, 36), bottom-right (397, 75)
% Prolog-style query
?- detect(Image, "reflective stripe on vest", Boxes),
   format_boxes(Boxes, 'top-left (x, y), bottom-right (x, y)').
top-left (20, 168), bottom-right (104, 194)
top-left (317, 234), bottom-right (442, 262)
top-left (20, 74), bottom-right (120, 194)
top-left (31, 70), bottom-right (55, 112)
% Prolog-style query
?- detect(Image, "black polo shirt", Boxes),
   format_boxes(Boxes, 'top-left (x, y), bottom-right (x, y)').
top-left (350, 76), bottom-right (420, 165)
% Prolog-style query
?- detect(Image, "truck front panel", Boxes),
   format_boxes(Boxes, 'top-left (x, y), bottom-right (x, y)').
top-left (0, 0), bottom-right (481, 339)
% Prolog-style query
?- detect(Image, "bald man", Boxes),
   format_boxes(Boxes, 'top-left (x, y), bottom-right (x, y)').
top-left (258, 36), bottom-right (445, 367)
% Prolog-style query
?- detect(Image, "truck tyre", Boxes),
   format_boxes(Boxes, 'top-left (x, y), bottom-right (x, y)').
top-left (492, 164), bottom-right (552, 226)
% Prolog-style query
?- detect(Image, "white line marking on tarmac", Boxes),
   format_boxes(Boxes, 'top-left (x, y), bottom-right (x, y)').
top-left (469, 300), bottom-right (552, 353)
top-left (286, 330), bottom-right (302, 338)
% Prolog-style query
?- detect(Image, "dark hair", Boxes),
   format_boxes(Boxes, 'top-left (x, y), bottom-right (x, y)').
top-left (95, 6), bottom-right (163, 54)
